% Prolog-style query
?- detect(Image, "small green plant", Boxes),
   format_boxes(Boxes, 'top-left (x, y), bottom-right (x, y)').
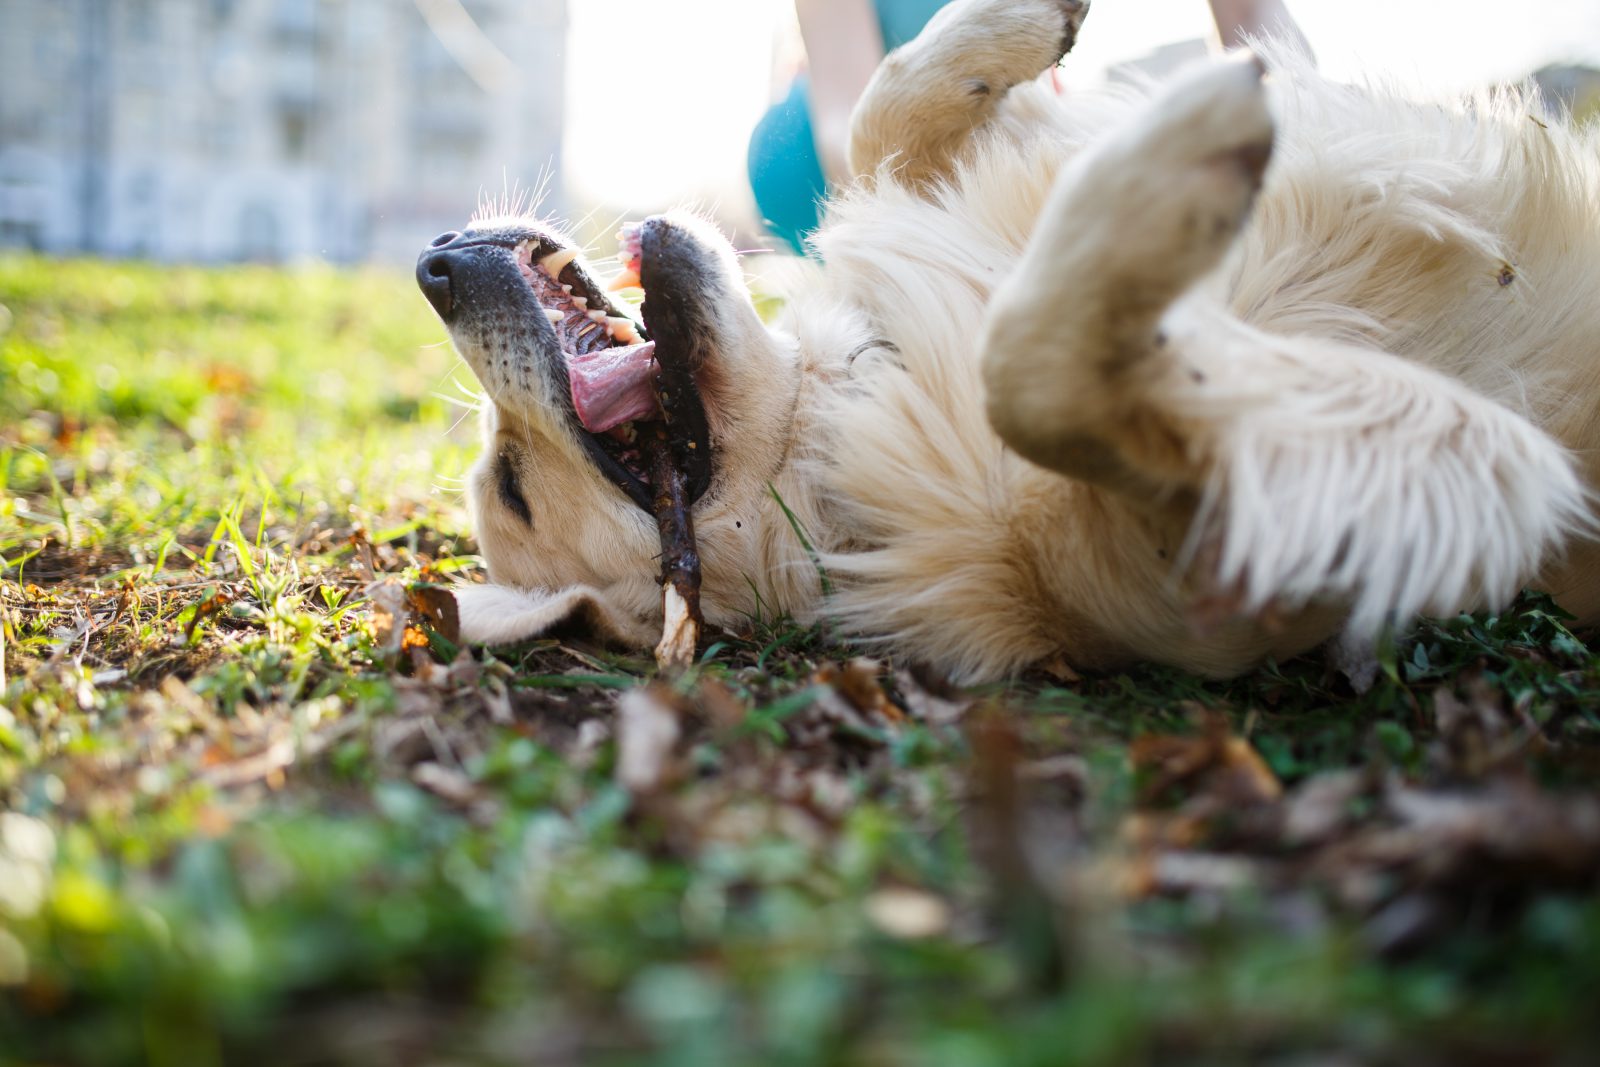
top-left (2, 255), bottom-right (1599, 1066)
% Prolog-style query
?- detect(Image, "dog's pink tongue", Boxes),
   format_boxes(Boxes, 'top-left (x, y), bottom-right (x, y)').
top-left (569, 341), bottom-right (660, 433)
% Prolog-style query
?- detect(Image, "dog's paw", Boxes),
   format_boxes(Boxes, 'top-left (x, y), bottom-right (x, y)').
top-left (1067, 54), bottom-right (1274, 302)
top-left (1052, 0), bottom-right (1090, 62)
top-left (917, 0), bottom-right (1090, 95)
top-left (1026, 0), bottom-right (1090, 65)
top-left (1127, 52), bottom-right (1274, 181)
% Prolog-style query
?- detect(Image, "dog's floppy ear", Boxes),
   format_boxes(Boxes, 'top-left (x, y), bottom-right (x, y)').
top-left (451, 583), bottom-right (657, 648)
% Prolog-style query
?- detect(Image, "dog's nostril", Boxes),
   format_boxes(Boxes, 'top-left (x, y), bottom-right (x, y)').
top-left (416, 250), bottom-right (456, 319)
top-left (429, 230), bottom-right (461, 248)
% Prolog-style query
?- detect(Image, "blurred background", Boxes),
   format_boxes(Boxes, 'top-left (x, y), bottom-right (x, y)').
top-left (1, 0), bottom-right (1598, 266)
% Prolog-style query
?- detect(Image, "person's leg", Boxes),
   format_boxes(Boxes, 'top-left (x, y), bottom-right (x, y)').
top-left (1208, 0), bottom-right (1313, 58)
top-left (747, 75), bottom-right (829, 254)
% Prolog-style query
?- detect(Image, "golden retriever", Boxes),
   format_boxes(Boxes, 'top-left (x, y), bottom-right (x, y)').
top-left (415, 0), bottom-right (1600, 682)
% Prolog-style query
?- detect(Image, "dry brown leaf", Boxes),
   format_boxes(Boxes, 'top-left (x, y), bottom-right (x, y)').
top-left (407, 585), bottom-right (461, 644)
top-left (1281, 769), bottom-right (1369, 846)
top-left (1147, 851), bottom-right (1263, 895)
top-left (1130, 713), bottom-right (1281, 808)
top-left (183, 589), bottom-right (233, 642)
top-left (366, 579), bottom-right (407, 659)
top-left (694, 677), bottom-right (748, 732)
top-left (200, 739), bottom-right (296, 789)
top-left (481, 673), bottom-right (514, 726)
top-left (1430, 678), bottom-right (1542, 779)
top-left (412, 761), bottom-right (479, 806)
top-left (808, 659), bottom-right (906, 731)
top-left (1039, 655), bottom-right (1082, 684)
top-left (894, 668), bottom-right (970, 726)
top-left (401, 625), bottom-right (431, 652)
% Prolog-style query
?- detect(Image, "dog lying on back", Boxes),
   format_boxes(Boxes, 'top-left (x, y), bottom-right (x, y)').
top-left (415, 0), bottom-right (1600, 682)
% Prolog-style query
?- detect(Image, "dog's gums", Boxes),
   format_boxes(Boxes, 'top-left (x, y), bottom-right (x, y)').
top-left (511, 239), bottom-right (657, 434)
top-left (486, 224), bottom-right (714, 515)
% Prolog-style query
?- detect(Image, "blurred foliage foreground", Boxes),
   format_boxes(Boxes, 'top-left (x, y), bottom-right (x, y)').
top-left (3, 254), bottom-right (1600, 1067)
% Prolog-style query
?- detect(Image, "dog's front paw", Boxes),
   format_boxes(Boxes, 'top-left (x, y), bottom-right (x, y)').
top-left (919, 0), bottom-right (1090, 93)
top-left (1050, 0), bottom-right (1090, 63)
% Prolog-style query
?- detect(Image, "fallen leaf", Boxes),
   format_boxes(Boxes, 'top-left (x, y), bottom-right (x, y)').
top-left (366, 580), bottom-right (407, 659)
top-left (895, 668), bottom-right (970, 726)
top-left (616, 686), bottom-right (683, 794)
top-left (412, 761), bottom-right (479, 806)
top-left (1281, 769), bottom-right (1369, 846)
top-left (407, 584), bottom-right (461, 644)
top-left (401, 624), bottom-right (431, 652)
top-left (1039, 655), bottom-right (1082, 684)
top-left (798, 660), bottom-right (907, 741)
top-left (866, 887), bottom-right (951, 939)
top-left (200, 739), bottom-right (296, 789)
top-left (1130, 712), bottom-right (1281, 808)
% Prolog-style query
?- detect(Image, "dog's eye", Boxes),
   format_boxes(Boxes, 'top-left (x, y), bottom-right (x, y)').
top-left (497, 452), bottom-right (533, 527)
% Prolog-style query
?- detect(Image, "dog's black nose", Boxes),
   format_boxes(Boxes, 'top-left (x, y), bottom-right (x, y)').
top-left (416, 238), bottom-right (459, 319)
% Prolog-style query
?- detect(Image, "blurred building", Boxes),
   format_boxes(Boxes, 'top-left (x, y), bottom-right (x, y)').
top-left (0, 0), bottom-right (566, 264)
top-left (1532, 64), bottom-right (1600, 122)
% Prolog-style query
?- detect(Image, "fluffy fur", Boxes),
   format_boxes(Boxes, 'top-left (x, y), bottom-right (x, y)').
top-left (436, 0), bottom-right (1600, 683)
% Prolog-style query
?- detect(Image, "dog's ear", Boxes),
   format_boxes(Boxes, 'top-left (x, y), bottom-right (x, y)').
top-left (451, 583), bottom-right (657, 648)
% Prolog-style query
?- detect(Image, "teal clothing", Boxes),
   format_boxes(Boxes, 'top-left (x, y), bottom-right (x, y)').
top-left (748, 0), bottom-right (948, 254)
top-left (748, 74), bottom-right (828, 256)
top-left (874, 0), bottom-right (948, 51)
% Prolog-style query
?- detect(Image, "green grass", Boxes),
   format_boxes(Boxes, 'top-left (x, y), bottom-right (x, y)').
top-left (3, 254), bottom-right (1600, 1067)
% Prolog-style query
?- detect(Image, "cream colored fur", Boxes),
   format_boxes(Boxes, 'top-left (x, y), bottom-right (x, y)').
top-left (451, 0), bottom-right (1600, 683)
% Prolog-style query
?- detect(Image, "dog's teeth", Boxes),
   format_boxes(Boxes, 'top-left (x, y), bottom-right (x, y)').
top-left (607, 317), bottom-right (641, 342)
top-left (561, 284), bottom-right (573, 294)
top-left (573, 295), bottom-right (588, 308)
top-left (587, 309), bottom-right (607, 323)
top-left (544, 308), bottom-right (564, 323)
top-left (540, 247), bottom-right (579, 275)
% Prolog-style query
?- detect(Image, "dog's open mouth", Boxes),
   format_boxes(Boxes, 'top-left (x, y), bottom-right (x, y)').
top-left (515, 238), bottom-right (653, 433)
top-left (514, 221), bottom-right (709, 666)
top-left (512, 224), bottom-right (712, 514)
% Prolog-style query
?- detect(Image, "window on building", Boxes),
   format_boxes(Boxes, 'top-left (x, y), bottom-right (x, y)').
top-left (129, 0), bottom-right (158, 42)
top-left (274, 0), bottom-right (316, 39)
top-left (278, 107), bottom-right (311, 161)
top-left (0, 221), bottom-right (44, 252)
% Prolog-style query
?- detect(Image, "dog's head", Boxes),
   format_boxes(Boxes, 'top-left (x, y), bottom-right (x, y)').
top-left (416, 212), bottom-right (799, 641)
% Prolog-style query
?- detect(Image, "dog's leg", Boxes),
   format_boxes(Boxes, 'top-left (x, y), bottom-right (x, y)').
top-left (847, 0), bottom-right (1087, 188)
top-left (982, 54), bottom-right (1275, 493)
top-left (981, 57), bottom-right (1588, 634)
